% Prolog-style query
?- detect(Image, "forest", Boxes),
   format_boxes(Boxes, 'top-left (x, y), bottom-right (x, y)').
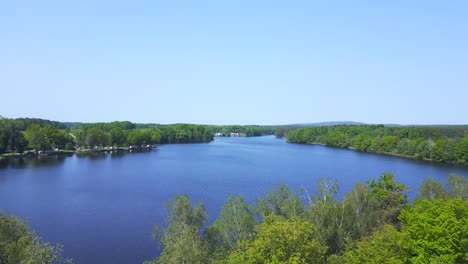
top-left (0, 117), bottom-right (214, 155)
top-left (0, 117), bottom-right (280, 155)
top-left (74, 122), bottom-right (214, 148)
top-left (283, 125), bottom-right (468, 165)
top-left (3, 173), bottom-right (465, 263)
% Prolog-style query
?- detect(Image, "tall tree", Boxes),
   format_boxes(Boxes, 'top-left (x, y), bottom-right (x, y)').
top-left (367, 173), bottom-right (408, 225)
top-left (306, 177), bottom-right (346, 254)
top-left (145, 195), bottom-right (209, 264)
top-left (255, 184), bottom-right (305, 219)
top-left (226, 215), bottom-right (326, 264)
top-left (454, 136), bottom-right (468, 164)
top-left (205, 195), bottom-right (257, 259)
top-left (85, 128), bottom-right (109, 148)
top-left (417, 177), bottom-right (449, 201)
top-left (0, 119), bottom-right (27, 153)
top-left (446, 174), bottom-right (468, 201)
top-left (24, 124), bottom-right (47, 150)
top-left (342, 183), bottom-right (380, 240)
top-left (109, 128), bottom-right (127, 146)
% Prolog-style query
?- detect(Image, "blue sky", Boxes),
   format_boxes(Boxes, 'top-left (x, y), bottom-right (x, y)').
top-left (1, 1), bottom-right (467, 125)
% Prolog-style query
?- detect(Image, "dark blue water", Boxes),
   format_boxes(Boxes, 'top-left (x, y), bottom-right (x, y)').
top-left (0, 136), bottom-right (466, 263)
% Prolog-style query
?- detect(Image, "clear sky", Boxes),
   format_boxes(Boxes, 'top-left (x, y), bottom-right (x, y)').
top-left (1, 1), bottom-right (467, 125)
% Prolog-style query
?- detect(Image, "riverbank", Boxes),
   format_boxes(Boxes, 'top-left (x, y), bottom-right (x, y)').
top-left (0, 150), bottom-right (75, 159)
top-left (284, 126), bottom-right (468, 166)
top-left (284, 140), bottom-right (465, 167)
top-left (0, 146), bottom-right (156, 160)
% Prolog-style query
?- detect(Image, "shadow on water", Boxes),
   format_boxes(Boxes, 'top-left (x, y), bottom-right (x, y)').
top-left (0, 149), bottom-right (157, 169)
top-left (76, 152), bottom-right (108, 159)
top-left (0, 155), bottom-right (70, 169)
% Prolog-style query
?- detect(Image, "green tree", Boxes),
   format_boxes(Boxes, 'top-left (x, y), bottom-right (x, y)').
top-left (24, 124), bottom-right (72, 150)
top-left (109, 128), bottom-right (127, 146)
top-left (446, 174), bottom-right (468, 201)
top-left (0, 212), bottom-right (72, 264)
top-left (24, 124), bottom-right (48, 150)
top-left (0, 119), bottom-right (27, 153)
top-left (127, 130), bottom-right (152, 145)
top-left (145, 195), bottom-right (209, 264)
top-left (431, 138), bottom-right (457, 162)
top-left (367, 173), bottom-right (408, 225)
top-left (353, 134), bottom-right (371, 151)
top-left (454, 136), bottom-right (468, 164)
top-left (306, 177), bottom-right (346, 254)
top-left (378, 136), bottom-right (399, 153)
top-left (85, 128), bottom-right (109, 148)
top-left (255, 184), bottom-right (305, 219)
top-left (206, 195), bottom-right (257, 259)
top-left (334, 225), bottom-right (410, 264)
top-left (342, 183), bottom-right (380, 240)
top-left (399, 198), bottom-right (468, 263)
top-left (417, 177), bottom-right (449, 201)
top-left (151, 129), bottom-right (162, 144)
top-left (41, 125), bottom-right (70, 149)
top-left (226, 215), bottom-right (326, 264)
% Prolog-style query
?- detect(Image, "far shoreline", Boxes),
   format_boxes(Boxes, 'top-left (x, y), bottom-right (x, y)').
top-left (284, 140), bottom-right (468, 168)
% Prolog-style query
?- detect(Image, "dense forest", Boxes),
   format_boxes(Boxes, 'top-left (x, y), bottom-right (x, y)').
top-left (144, 174), bottom-right (468, 264)
top-left (74, 122), bottom-right (214, 147)
top-left (283, 125), bottom-right (468, 165)
top-left (0, 117), bottom-right (214, 155)
top-left (2, 174), bottom-right (466, 263)
top-left (0, 116), bottom-right (282, 155)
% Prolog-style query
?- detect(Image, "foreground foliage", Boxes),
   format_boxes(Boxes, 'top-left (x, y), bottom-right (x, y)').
top-left (144, 195), bottom-right (208, 264)
top-left (226, 215), bottom-right (326, 264)
top-left (147, 174), bottom-right (468, 264)
top-left (0, 212), bottom-right (72, 264)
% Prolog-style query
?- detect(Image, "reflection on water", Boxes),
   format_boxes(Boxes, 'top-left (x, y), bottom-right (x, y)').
top-left (0, 149), bottom-right (155, 169)
top-left (0, 155), bottom-right (70, 169)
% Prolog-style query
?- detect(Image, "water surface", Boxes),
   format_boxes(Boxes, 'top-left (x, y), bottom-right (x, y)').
top-left (0, 136), bottom-right (466, 263)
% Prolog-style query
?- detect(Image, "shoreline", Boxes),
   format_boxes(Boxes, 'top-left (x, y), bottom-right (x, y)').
top-left (285, 140), bottom-right (466, 167)
top-left (0, 147), bottom-right (155, 160)
top-left (0, 139), bottom-right (215, 161)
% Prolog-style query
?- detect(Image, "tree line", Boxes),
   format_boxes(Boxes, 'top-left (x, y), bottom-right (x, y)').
top-left (210, 125), bottom-right (277, 137)
top-left (284, 125), bottom-right (468, 164)
top-left (0, 116), bottom-right (73, 155)
top-left (62, 121), bottom-right (277, 138)
top-left (145, 174), bottom-right (468, 264)
top-left (0, 117), bottom-right (214, 154)
top-left (75, 123), bottom-right (214, 148)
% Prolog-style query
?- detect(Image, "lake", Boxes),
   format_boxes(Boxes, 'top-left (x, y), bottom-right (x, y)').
top-left (0, 136), bottom-right (467, 263)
